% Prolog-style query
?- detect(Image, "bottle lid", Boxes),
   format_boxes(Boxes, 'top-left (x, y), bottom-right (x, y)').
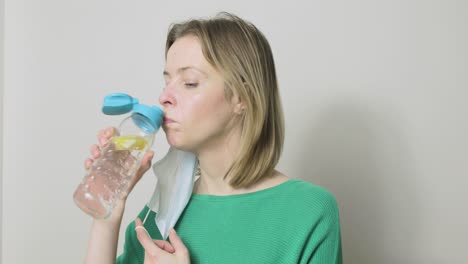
top-left (101, 93), bottom-right (163, 133)
top-left (102, 93), bottom-right (139, 115)
top-left (132, 104), bottom-right (164, 134)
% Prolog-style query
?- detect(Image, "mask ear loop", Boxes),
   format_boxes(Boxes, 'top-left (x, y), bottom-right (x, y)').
top-left (137, 210), bottom-right (152, 238)
top-left (142, 208), bottom-right (152, 225)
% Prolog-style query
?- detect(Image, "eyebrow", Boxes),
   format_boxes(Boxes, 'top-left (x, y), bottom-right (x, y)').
top-left (163, 66), bottom-right (208, 77)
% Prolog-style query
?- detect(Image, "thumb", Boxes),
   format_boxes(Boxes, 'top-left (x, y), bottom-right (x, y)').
top-left (141, 150), bottom-right (155, 169)
top-left (135, 218), bottom-right (160, 253)
top-left (168, 228), bottom-right (188, 254)
top-left (127, 150), bottom-right (154, 193)
top-left (136, 151), bottom-right (154, 177)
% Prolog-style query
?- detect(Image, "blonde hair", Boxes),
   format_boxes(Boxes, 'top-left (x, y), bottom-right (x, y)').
top-left (166, 12), bottom-right (284, 188)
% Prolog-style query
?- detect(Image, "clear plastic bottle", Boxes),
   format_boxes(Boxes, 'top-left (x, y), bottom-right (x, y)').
top-left (73, 93), bottom-right (163, 219)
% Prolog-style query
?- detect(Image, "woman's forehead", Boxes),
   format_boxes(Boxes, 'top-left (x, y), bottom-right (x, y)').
top-left (165, 36), bottom-right (213, 75)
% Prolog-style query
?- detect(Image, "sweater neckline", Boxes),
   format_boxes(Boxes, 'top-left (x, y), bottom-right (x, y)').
top-left (190, 178), bottom-right (300, 201)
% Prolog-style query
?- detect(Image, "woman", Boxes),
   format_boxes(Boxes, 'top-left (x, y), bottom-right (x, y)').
top-left (84, 12), bottom-right (342, 264)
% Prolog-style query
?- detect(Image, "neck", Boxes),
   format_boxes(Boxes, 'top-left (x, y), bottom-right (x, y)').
top-left (193, 126), bottom-right (243, 196)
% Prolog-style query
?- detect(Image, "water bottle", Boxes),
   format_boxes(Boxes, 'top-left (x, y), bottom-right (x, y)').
top-left (73, 93), bottom-right (163, 219)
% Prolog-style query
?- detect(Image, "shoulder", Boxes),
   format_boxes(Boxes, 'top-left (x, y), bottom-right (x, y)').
top-left (288, 179), bottom-right (336, 200)
top-left (281, 178), bottom-right (340, 218)
top-left (270, 171), bottom-right (337, 204)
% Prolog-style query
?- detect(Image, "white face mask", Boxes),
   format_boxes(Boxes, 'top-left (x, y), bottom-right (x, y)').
top-left (144, 147), bottom-right (198, 240)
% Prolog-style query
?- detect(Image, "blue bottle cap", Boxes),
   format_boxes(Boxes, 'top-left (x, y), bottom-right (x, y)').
top-left (101, 93), bottom-right (164, 134)
top-left (102, 93), bottom-right (139, 115)
top-left (132, 104), bottom-right (164, 134)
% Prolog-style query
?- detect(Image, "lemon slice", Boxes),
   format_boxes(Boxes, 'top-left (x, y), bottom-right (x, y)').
top-left (111, 135), bottom-right (148, 151)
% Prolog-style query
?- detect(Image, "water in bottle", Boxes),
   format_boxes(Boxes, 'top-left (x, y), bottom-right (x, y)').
top-left (73, 93), bottom-right (163, 219)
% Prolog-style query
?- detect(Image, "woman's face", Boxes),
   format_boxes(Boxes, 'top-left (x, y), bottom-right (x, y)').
top-left (159, 35), bottom-right (241, 152)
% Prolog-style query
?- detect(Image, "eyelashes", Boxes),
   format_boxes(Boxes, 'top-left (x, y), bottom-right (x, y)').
top-left (184, 83), bottom-right (199, 88)
top-left (164, 80), bottom-right (199, 89)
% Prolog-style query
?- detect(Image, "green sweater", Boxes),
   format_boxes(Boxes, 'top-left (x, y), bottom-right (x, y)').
top-left (116, 179), bottom-right (342, 263)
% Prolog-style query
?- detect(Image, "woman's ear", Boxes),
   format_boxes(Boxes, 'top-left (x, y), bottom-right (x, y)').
top-left (231, 92), bottom-right (245, 115)
top-left (234, 102), bottom-right (245, 115)
top-left (229, 83), bottom-right (247, 115)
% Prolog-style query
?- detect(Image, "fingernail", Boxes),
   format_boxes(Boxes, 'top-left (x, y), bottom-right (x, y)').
top-left (105, 127), bottom-right (113, 136)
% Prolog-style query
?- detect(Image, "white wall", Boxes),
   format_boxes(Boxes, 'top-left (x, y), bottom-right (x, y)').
top-left (3, 0), bottom-right (467, 263)
top-left (0, 0), bottom-right (3, 261)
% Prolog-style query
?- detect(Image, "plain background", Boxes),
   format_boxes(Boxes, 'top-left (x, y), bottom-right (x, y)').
top-left (2, 0), bottom-right (467, 263)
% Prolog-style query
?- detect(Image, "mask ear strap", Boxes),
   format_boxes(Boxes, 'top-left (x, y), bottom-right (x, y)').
top-left (142, 208), bottom-right (152, 225)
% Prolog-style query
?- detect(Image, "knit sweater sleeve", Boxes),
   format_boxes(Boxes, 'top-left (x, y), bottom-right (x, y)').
top-left (116, 220), bottom-right (143, 264)
top-left (301, 190), bottom-right (343, 264)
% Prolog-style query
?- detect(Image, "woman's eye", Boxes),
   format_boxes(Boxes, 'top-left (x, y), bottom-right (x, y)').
top-left (185, 82), bottom-right (198, 88)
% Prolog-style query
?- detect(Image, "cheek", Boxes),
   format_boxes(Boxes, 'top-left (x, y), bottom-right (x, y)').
top-left (182, 93), bottom-right (227, 123)
top-left (163, 94), bottom-right (212, 143)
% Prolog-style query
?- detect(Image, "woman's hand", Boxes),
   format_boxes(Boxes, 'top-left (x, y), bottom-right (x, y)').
top-left (84, 127), bottom-right (155, 201)
top-left (83, 128), bottom-right (156, 264)
top-left (135, 218), bottom-right (191, 264)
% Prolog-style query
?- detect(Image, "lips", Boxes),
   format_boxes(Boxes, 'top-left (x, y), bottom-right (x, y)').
top-left (163, 117), bottom-right (176, 125)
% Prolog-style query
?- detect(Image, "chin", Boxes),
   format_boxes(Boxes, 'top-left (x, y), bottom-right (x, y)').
top-left (164, 129), bottom-right (201, 152)
top-left (166, 134), bottom-right (189, 151)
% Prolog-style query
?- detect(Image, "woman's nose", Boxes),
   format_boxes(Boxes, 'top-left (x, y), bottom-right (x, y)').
top-left (159, 85), bottom-right (176, 107)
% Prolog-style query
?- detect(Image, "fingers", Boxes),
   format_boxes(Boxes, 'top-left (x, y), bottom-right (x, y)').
top-left (135, 218), bottom-right (165, 256)
top-left (135, 220), bottom-right (190, 263)
top-left (154, 240), bottom-right (175, 253)
top-left (84, 127), bottom-right (117, 170)
top-left (168, 228), bottom-right (189, 255)
top-left (90, 144), bottom-right (101, 158)
top-left (84, 158), bottom-right (93, 170)
top-left (97, 127), bottom-right (117, 147)
top-left (84, 144), bottom-right (101, 170)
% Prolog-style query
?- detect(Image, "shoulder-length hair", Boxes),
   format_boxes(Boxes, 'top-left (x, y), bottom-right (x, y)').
top-left (166, 12), bottom-right (284, 188)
